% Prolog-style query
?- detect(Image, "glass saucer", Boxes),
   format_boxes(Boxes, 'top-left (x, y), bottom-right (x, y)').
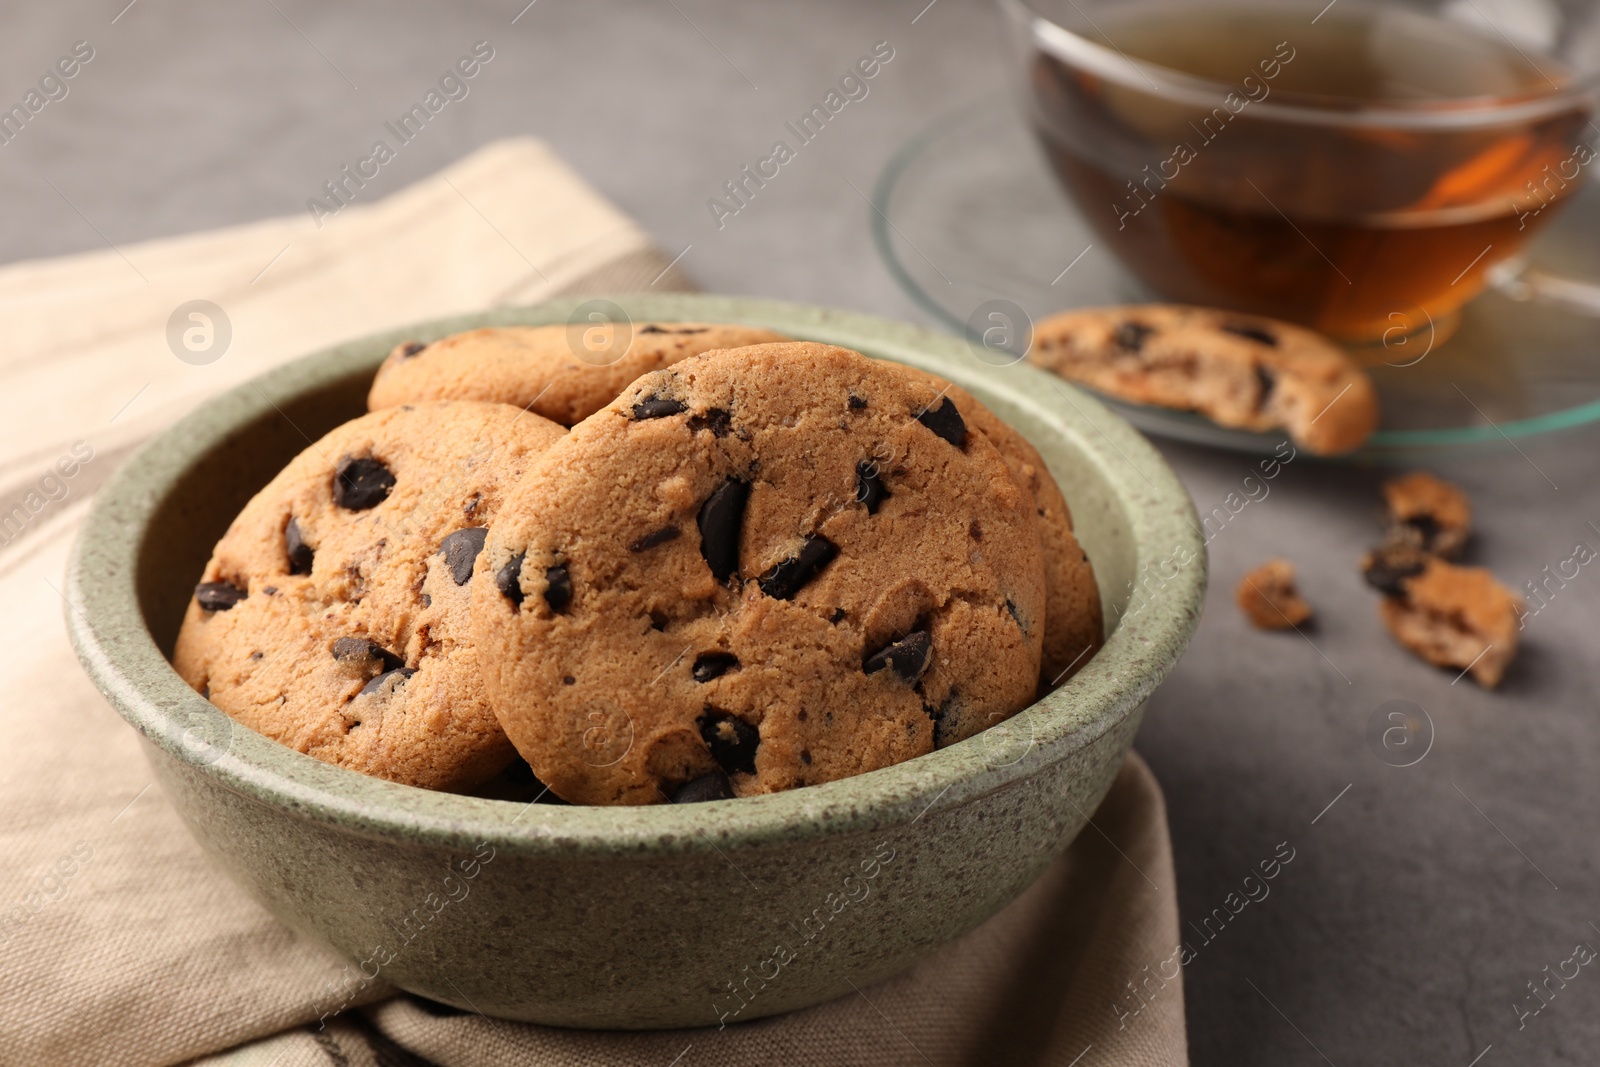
top-left (872, 94), bottom-right (1600, 462)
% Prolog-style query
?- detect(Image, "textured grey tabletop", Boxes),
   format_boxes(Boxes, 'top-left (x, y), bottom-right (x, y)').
top-left (7, 1), bottom-right (1598, 1063)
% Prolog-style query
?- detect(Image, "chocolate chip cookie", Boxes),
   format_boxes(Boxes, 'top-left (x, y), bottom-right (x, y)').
top-left (173, 401), bottom-right (566, 790)
top-left (890, 365), bottom-right (1102, 689)
top-left (471, 342), bottom-right (1048, 805)
top-left (1029, 306), bottom-right (1378, 455)
top-left (367, 322), bottom-right (790, 426)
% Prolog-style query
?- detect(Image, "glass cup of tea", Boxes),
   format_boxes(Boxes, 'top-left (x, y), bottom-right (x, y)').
top-left (997, 0), bottom-right (1600, 342)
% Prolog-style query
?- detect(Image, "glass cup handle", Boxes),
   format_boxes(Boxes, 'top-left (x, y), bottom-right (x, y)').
top-left (1489, 256), bottom-right (1600, 317)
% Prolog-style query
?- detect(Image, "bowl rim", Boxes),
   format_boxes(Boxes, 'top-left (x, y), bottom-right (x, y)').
top-left (65, 294), bottom-right (1205, 857)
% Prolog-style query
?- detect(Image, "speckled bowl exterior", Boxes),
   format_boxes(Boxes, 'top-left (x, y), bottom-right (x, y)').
top-left (65, 295), bottom-right (1204, 1029)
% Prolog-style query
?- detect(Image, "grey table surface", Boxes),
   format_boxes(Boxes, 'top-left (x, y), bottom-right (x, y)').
top-left (6, 1), bottom-right (1598, 1063)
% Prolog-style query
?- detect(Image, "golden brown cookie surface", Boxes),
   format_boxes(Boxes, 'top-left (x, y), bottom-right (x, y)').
top-left (368, 322), bottom-right (789, 426)
top-left (471, 343), bottom-right (1047, 805)
top-left (1029, 305), bottom-right (1378, 455)
top-left (889, 365), bottom-right (1102, 689)
top-left (173, 401), bottom-right (565, 790)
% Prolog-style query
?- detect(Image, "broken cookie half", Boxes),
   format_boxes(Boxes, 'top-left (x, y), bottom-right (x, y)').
top-left (1029, 305), bottom-right (1378, 455)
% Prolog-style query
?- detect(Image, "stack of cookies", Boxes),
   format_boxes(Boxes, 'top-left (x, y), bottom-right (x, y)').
top-left (174, 325), bottom-right (1102, 805)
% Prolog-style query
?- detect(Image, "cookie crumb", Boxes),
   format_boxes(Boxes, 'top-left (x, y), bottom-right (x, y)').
top-left (1362, 470), bottom-right (1516, 686)
top-left (1376, 558), bottom-right (1521, 688)
top-left (1235, 559), bottom-right (1312, 629)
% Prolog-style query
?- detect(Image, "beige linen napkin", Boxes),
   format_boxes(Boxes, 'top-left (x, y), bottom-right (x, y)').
top-left (0, 139), bottom-right (1187, 1067)
top-left (0, 136), bottom-right (687, 550)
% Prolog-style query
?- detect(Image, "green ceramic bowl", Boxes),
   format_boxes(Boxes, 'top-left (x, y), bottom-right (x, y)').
top-left (65, 295), bottom-right (1203, 1029)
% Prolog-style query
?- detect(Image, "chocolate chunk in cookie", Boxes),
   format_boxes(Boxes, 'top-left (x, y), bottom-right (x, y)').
top-left (864, 630), bottom-right (933, 682)
top-left (915, 397), bottom-right (967, 447)
top-left (633, 396), bottom-right (687, 420)
top-left (333, 457), bottom-right (396, 510)
top-left (1114, 321), bottom-right (1156, 351)
top-left (543, 563), bottom-right (573, 612)
top-left (331, 637), bottom-right (404, 673)
top-left (359, 666), bottom-right (417, 696)
top-left (440, 527), bottom-right (489, 586)
top-left (699, 710), bottom-right (759, 774)
top-left (1361, 541), bottom-right (1430, 597)
top-left (496, 553), bottom-right (526, 607)
top-left (285, 518), bottom-right (314, 576)
top-left (692, 651), bottom-right (740, 682)
top-left (1030, 305), bottom-right (1378, 455)
top-left (195, 581), bottom-right (247, 613)
top-left (697, 478), bottom-right (749, 582)
top-left (856, 460), bottom-right (890, 514)
top-left (757, 535), bottom-right (837, 600)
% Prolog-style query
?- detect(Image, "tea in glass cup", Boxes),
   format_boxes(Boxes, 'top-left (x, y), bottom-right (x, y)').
top-left (1001, 0), bottom-right (1599, 340)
